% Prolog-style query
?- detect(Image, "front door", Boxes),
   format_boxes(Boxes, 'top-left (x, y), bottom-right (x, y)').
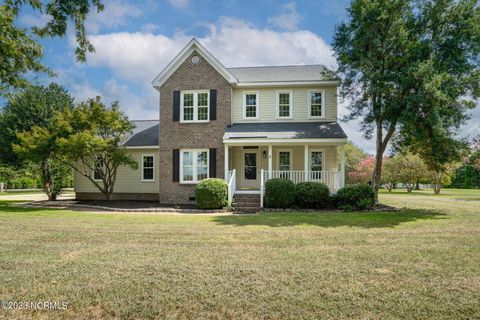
top-left (241, 149), bottom-right (260, 189)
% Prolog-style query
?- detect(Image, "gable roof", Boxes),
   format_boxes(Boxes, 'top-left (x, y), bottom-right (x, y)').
top-left (151, 38), bottom-right (237, 90)
top-left (123, 120), bottom-right (159, 147)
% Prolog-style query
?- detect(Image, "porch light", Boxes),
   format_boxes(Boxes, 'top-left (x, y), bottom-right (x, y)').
top-left (263, 151), bottom-right (267, 158)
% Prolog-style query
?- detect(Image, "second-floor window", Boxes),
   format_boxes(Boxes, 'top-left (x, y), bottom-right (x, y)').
top-left (181, 90), bottom-right (209, 122)
top-left (243, 91), bottom-right (259, 119)
top-left (277, 91), bottom-right (292, 118)
top-left (309, 90), bottom-right (325, 118)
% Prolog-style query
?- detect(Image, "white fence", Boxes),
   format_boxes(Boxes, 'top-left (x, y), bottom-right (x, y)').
top-left (227, 170), bottom-right (236, 203)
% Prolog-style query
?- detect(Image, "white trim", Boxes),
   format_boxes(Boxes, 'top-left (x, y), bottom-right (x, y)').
top-left (180, 90), bottom-right (210, 123)
top-left (276, 90), bottom-right (293, 119)
top-left (125, 146), bottom-right (159, 149)
top-left (141, 154), bottom-right (155, 182)
top-left (179, 149), bottom-right (209, 184)
top-left (224, 138), bottom-right (348, 145)
top-left (308, 89), bottom-right (326, 119)
top-left (277, 149), bottom-right (293, 171)
top-left (152, 38), bottom-right (237, 90)
top-left (242, 91), bottom-right (260, 120)
top-left (235, 80), bottom-right (340, 87)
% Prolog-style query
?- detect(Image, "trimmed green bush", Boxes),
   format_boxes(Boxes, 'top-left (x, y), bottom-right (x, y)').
top-left (336, 184), bottom-right (375, 211)
top-left (264, 178), bottom-right (295, 208)
top-left (195, 178), bottom-right (228, 209)
top-left (294, 182), bottom-right (330, 208)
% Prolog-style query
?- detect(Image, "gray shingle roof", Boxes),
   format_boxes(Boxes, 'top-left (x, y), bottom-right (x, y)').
top-left (124, 120), bottom-right (159, 147)
top-left (224, 122), bottom-right (347, 140)
top-left (227, 65), bottom-right (332, 83)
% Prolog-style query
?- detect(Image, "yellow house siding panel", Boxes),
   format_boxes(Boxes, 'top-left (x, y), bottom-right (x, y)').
top-left (74, 149), bottom-right (160, 194)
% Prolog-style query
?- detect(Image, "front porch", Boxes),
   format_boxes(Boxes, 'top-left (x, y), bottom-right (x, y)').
top-left (224, 143), bottom-right (346, 206)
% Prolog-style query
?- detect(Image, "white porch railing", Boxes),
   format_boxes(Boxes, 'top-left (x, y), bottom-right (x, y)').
top-left (227, 169), bottom-right (236, 202)
top-left (260, 170), bottom-right (340, 207)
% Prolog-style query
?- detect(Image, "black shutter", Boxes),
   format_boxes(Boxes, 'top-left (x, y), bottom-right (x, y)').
top-left (172, 149), bottom-right (179, 182)
top-left (209, 148), bottom-right (217, 178)
top-left (173, 91), bottom-right (180, 121)
top-left (209, 89), bottom-right (217, 120)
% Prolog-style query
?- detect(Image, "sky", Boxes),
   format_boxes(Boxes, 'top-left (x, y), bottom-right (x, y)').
top-left (16, 0), bottom-right (480, 154)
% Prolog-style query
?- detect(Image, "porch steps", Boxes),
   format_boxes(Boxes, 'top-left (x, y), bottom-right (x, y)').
top-left (233, 193), bottom-right (261, 214)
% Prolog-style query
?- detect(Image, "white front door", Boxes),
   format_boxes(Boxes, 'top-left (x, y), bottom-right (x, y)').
top-left (241, 149), bottom-right (260, 189)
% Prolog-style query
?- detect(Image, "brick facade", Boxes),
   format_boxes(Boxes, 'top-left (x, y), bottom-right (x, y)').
top-left (158, 51), bottom-right (232, 204)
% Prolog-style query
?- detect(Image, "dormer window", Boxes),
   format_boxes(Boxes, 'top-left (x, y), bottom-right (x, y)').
top-left (243, 91), bottom-right (259, 119)
top-left (277, 91), bottom-right (293, 119)
top-left (180, 90), bottom-right (209, 122)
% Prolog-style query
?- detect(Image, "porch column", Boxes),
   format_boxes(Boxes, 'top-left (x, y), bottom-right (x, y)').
top-left (304, 144), bottom-right (309, 181)
top-left (268, 145), bottom-right (272, 179)
top-left (340, 144), bottom-right (345, 188)
top-left (224, 145), bottom-right (229, 180)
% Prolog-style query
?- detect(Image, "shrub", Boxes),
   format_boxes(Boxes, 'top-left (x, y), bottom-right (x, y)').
top-left (336, 184), bottom-right (375, 211)
top-left (294, 182), bottom-right (330, 208)
top-left (264, 178), bottom-right (295, 208)
top-left (195, 178), bottom-right (228, 209)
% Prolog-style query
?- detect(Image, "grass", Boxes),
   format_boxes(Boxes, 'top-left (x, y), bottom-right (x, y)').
top-left (0, 190), bottom-right (479, 319)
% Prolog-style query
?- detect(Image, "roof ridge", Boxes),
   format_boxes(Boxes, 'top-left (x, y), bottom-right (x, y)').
top-left (227, 64), bottom-right (326, 69)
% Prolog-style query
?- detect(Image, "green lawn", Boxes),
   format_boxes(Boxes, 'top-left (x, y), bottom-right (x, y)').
top-left (0, 190), bottom-right (479, 319)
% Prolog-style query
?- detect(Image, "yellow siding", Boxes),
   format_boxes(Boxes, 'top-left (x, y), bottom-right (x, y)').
top-left (74, 149), bottom-right (159, 193)
top-left (231, 86), bottom-right (338, 123)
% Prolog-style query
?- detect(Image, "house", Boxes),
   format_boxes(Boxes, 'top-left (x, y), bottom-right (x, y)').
top-left (74, 38), bottom-right (348, 208)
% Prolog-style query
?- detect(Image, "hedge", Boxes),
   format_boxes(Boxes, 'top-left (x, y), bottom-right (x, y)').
top-left (264, 178), bottom-right (295, 208)
top-left (294, 182), bottom-right (330, 208)
top-left (195, 178), bottom-right (228, 209)
top-left (336, 184), bottom-right (375, 211)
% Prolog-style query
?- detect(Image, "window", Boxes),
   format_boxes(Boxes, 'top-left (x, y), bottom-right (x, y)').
top-left (309, 90), bottom-right (325, 118)
top-left (243, 91), bottom-right (259, 119)
top-left (181, 91), bottom-right (209, 122)
top-left (142, 155), bottom-right (154, 181)
top-left (93, 156), bottom-right (103, 180)
top-left (180, 150), bottom-right (209, 183)
top-left (277, 91), bottom-right (292, 118)
top-left (310, 150), bottom-right (324, 180)
top-left (278, 150), bottom-right (292, 179)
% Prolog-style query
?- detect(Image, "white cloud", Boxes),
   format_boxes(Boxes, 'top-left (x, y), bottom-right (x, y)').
top-left (267, 2), bottom-right (302, 31)
top-left (85, 17), bottom-right (335, 83)
top-left (168, 0), bottom-right (190, 10)
top-left (19, 13), bottom-right (51, 28)
top-left (86, 0), bottom-right (142, 34)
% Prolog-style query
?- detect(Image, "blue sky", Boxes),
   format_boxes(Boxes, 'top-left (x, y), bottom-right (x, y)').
top-left (17, 0), bottom-right (479, 153)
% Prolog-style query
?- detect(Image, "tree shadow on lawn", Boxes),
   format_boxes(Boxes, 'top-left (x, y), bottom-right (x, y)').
top-left (213, 209), bottom-right (447, 229)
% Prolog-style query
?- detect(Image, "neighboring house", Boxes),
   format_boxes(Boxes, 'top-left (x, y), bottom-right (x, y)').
top-left (74, 38), bottom-right (348, 207)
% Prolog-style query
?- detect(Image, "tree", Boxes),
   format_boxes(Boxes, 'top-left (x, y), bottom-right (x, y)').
top-left (347, 156), bottom-right (375, 184)
top-left (16, 97), bottom-right (138, 200)
top-left (343, 141), bottom-right (369, 181)
top-left (382, 157), bottom-right (398, 192)
top-left (450, 135), bottom-right (480, 188)
top-left (333, 0), bottom-right (480, 201)
top-left (0, 0), bottom-right (104, 93)
top-left (428, 163), bottom-right (458, 195)
top-left (395, 154), bottom-right (428, 193)
top-left (2, 83), bottom-right (74, 200)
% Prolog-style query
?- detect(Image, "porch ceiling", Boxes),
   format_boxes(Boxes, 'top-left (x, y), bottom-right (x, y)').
top-left (223, 122), bottom-right (347, 143)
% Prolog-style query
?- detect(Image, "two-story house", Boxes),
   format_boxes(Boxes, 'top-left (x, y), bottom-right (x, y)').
top-left (74, 38), bottom-right (348, 208)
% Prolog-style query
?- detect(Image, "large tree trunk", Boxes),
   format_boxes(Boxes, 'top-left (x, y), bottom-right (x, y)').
top-left (40, 160), bottom-right (58, 201)
top-left (372, 150), bottom-right (384, 202)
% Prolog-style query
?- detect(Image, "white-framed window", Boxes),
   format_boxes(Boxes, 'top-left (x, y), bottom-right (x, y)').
top-left (276, 90), bottom-right (293, 119)
top-left (243, 91), bottom-right (259, 119)
top-left (308, 89), bottom-right (325, 118)
top-left (180, 149), bottom-right (209, 183)
top-left (277, 149), bottom-right (292, 179)
top-left (142, 154), bottom-right (155, 182)
top-left (93, 156), bottom-right (104, 181)
top-left (310, 149), bottom-right (324, 180)
top-left (180, 90), bottom-right (209, 123)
